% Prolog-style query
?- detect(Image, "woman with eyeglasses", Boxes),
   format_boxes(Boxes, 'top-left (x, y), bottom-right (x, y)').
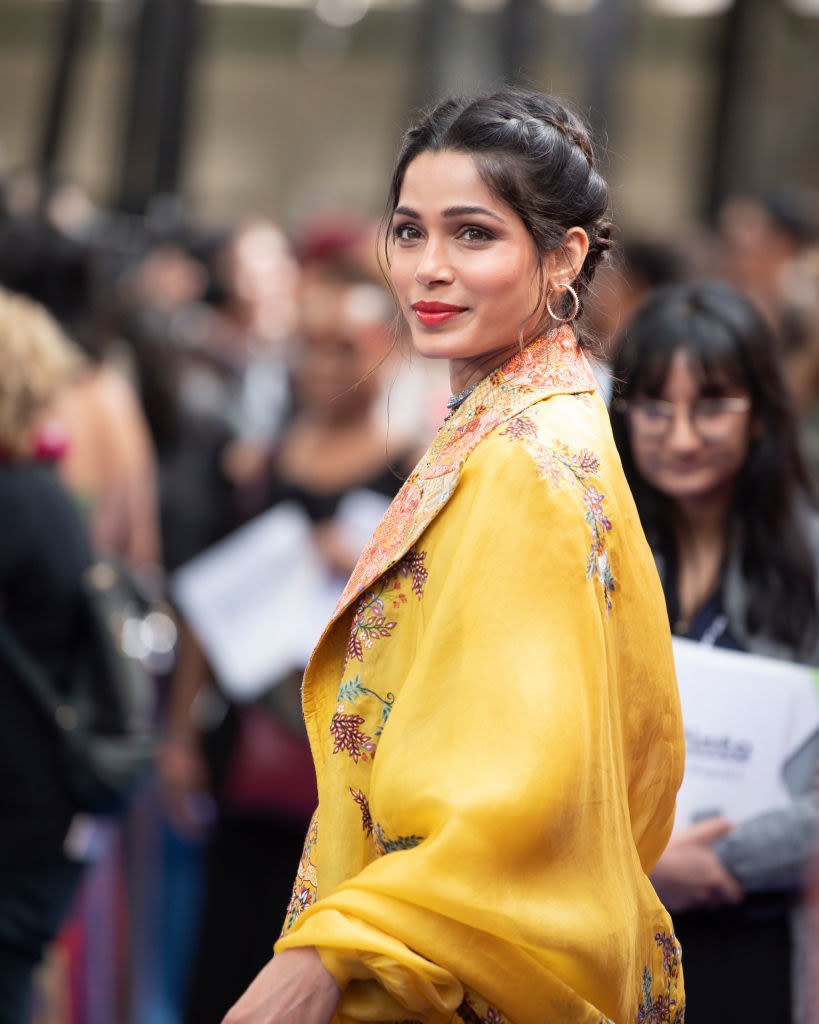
top-left (610, 279), bottom-right (819, 1022)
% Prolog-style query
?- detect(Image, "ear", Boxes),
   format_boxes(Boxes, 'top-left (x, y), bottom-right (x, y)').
top-left (546, 227), bottom-right (589, 287)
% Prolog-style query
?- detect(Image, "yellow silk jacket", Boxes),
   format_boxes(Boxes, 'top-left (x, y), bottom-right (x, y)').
top-left (275, 328), bottom-right (686, 1024)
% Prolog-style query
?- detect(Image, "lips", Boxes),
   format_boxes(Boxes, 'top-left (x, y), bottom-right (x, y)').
top-left (410, 300), bottom-right (466, 326)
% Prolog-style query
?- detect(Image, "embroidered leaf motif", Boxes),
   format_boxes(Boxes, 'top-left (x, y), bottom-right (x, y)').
top-left (329, 709), bottom-right (377, 763)
top-left (345, 549), bottom-right (428, 664)
top-left (635, 932), bottom-right (684, 1024)
top-left (337, 674), bottom-right (367, 703)
top-left (403, 549), bottom-right (429, 598)
top-left (385, 547), bottom-right (429, 599)
top-left (374, 823), bottom-right (424, 855)
top-left (349, 787), bottom-right (373, 837)
top-left (336, 676), bottom-right (396, 737)
top-left (346, 631), bottom-right (364, 663)
top-left (511, 432), bottom-right (617, 612)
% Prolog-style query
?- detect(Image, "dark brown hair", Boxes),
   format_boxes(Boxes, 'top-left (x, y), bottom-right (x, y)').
top-left (381, 87), bottom-right (613, 346)
top-left (610, 280), bottom-right (818, 656)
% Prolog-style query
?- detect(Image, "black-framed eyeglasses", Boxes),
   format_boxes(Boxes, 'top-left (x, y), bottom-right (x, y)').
top-left (613, 395), bottom-right (752, 441)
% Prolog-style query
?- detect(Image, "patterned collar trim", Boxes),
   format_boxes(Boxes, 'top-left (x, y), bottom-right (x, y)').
top-left (308, 326), bottom-right (597, 655)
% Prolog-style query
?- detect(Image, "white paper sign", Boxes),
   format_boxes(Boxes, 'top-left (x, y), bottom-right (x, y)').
top-left (671, 637), bottom-right (819, 831)
top-left (171, 491), bottom-right (391, 701)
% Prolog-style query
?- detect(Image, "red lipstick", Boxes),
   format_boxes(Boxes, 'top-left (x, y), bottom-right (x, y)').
top-left (411, 301), bottom-right (466, 326)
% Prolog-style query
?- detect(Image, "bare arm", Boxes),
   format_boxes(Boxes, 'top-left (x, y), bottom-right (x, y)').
top-left (222, 948), bottom-right (340, 1024)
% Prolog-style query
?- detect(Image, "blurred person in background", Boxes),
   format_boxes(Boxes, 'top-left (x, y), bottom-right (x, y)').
top-left (179, 228), bottom-right (417, 1024)
top-left (112, 234), bottom-right (239, 576)
top-left (583, 236), bottom-right (691, 401)
top-left (0, 287), bottom-right (94, 1024)
top-left (610, 280), bottom-right (819, 1022)
top-left (54, 355), bottom-right (162, 572)
top-left (0, 196), bottom-right (163, 576)
top-left (717, 189), bottom-right (819, 416)
top-left (174, 217), bottom-right (298, 469)
top-left (0, 180), bottom-right (177, 1020)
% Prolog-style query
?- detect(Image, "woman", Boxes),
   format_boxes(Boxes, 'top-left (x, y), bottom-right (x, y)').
top-left (609, 280), bottom-right (819, 1021)
top-left (225, 88), bottom-right (685, 1024)
top-left (0, 287), bottom-right (94, 1023)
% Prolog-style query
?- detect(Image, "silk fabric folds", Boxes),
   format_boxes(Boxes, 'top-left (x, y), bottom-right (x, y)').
top-left (275, 328), bottom-right (686, 1024)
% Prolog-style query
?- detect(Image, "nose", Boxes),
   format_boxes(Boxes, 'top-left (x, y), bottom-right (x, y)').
top-left (414, 236), bottom-right (454, 287)
top-left (666, 406), bottom-right (701, 452)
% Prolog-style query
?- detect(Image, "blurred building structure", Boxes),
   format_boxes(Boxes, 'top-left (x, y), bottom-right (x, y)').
top-left (0, 0), bottom-right (816, 239)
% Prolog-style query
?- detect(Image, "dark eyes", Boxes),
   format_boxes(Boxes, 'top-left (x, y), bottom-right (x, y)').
top-left (460, 226), bottom-right (493, 242)
top-left (392, 223), bottom-right (421, 242)
top-left (390, 223), bottom-right (494, 244)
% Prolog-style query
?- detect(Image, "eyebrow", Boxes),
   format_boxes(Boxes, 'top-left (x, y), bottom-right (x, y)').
top-left (393, 204), bottom-right (505, 223)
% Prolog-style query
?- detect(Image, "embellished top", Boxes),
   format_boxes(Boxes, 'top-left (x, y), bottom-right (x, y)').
top-left (275, 328), bottom-right (686, 1024)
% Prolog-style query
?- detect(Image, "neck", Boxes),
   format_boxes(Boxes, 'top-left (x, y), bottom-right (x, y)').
top-left (448, 344), bottom-right (520, 394)
top-left (670, 487), bottom-right (734, 553)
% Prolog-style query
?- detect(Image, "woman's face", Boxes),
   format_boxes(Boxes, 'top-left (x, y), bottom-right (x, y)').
top-left (388, 150), bottom-right (546, 384)
top-left (628, 347), bottom-right (755, 507)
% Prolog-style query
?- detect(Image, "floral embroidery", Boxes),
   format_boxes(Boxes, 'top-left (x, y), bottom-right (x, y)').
top-left (345, 549), bottom-right (427, 664)
top-left (374, 824), bottom-right (424, 855)
top-left (458, 991), bottom-right (508, 1024)
top-left (346, 582), bottom-right (398, 664)
top-left (582, 486), bottom-right (616, 611)
top-left (499, 326), bottom-right (590, 391)
top-left (331, 327), bottom-right (596, 619)
top-left (510, 429), bottom-right (616, 612)
top-left (500, 413), bottom-right (538, 440)
top-left (282, 812), bottom-right (318, 933)
top-left (329, 708), bottom-right (377, 763)
top-left (636, 932), bottom-right (684, 1024)
top-left (349, 787), bottom-right (373, 836)
top-left (337, 674), bottom-right (395, 737)
top-left (392, 548), bottom-right (428, 598)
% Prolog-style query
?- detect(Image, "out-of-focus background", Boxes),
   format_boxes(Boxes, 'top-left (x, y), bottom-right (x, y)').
top-left (1, 0), bottom-right (818, 230)
top-left (1, 3), bottom-right (818, 1024)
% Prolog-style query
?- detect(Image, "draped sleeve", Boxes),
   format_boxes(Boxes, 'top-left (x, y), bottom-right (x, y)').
top-left (276, 392), bottom-right (685, 1024)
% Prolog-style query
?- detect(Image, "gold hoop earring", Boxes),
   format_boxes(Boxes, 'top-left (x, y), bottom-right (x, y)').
top-left (546, 283), bottom-right (580, 323)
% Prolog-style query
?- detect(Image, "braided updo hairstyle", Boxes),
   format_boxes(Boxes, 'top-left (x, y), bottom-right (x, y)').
top-left (382, 87), bottom-right (613, 347)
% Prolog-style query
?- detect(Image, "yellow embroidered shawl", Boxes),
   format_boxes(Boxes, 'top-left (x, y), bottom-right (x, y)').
top-left (275, 328), bottom-right (686, 1024)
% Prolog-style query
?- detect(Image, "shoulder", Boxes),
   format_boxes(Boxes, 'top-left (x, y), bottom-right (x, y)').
top-left (464, 390), bottom-right (625, 510)
top-left (0, 461), bottom-right (67, 506)
top-left (0, 463), bottom-right (81, 570)
top-left (0, 462), bottom-right (91, 536)
top-left (450, 392), bottom-right (628, 607)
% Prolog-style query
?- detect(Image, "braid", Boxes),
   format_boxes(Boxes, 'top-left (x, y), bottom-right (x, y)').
top-left (384, 87), bottom-right (614, 349)
top-left (545, 112), bottom-right (596, 168)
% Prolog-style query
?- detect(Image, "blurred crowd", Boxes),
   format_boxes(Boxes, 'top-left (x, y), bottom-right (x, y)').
top-left (1, 163), bottom-right (819, 1024)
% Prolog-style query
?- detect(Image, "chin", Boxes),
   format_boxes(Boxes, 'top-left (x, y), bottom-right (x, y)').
top-left (408, 332), bottom-right (461, 361)
top-left (654, 476), bottom-right (733, 504)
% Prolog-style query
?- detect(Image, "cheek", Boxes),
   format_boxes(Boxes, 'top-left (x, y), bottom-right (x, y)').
top-left (721, 431), bottom-right (753, 478)
top-left (388, 256), bottom-right (412, 301)
top-left (629, 434), bottom-right (662, 485)
top-left (488, 261), bottom-right (536, 298)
